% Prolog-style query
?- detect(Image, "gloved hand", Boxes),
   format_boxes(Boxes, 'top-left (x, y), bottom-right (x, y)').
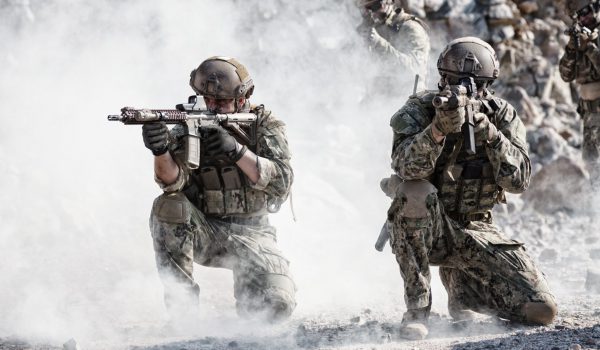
top-left (473, 112), bottom-right (499, 144)
top-left (142, 122), bottom-right (169, 156)
top-left (370, 28), bottom-right (391, 51)
top-left (203, 125), bottom-right (247, 162)
top-left (432, 107), bottom-right (465, 136)
top-left (581, 30), bottom-right (599, 49)
top-left (567, 29), bottom-right (599, 51)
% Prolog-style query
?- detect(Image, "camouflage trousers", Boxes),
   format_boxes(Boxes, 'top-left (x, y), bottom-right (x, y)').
top-left (150, 192), bottom-right (296, 321)
top-left (581, 108), bottom-right (600, 185)
top-left (388, 180), bottom-right (556, 324)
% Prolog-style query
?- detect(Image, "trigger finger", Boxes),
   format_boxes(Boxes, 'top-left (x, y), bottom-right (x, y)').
top-left (473, 113), bottom-right (485, 123)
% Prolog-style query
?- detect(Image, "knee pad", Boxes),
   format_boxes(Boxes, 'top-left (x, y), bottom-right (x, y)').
top-left (522, 300), bottom-right (557, 325)
top-left (380, 174), bottom-right (402, 198)
top-left (391, 180), bottom-right (438, 219)
top-left (151, 192), bottom-right (192, 224)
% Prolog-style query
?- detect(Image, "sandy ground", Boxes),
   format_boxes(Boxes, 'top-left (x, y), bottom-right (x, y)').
top-left (2, 209), bottom-right (599, 350)
top-left (4, 300), bottom-right (597, 350)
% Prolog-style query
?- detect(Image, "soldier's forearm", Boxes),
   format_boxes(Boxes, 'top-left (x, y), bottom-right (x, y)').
top-left (430, 123), bottom-right (446, 143)
top-left (559, 50), bottom-right (577, 82)
top-left (485, 133), bottom-right (531, 193)
top-left (236, 149), bottom-right (260, 184)
top-left (238, 148), bottom-right (293, 196)
top-left (154, 152), bottom-right (180, 185)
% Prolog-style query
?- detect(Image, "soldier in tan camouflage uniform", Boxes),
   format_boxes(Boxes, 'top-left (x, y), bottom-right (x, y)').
top-left (385, 37), bottom-right (557, 340)
top-left (142, 57), bottom-right (296, 323)
top-left (559, 0), bottom-right (600, 183)
top-left (357, 0), bottom-right (430, 92)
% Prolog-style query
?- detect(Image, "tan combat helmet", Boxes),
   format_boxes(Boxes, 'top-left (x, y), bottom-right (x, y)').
top-left (189, 56), bottom-right (254, 99)
top-left (437, 37), bottom-right (499, 85)
top-left (567, 0), bottom-right (592, 14)
top-left (359, 0), bottom-right (396, 12)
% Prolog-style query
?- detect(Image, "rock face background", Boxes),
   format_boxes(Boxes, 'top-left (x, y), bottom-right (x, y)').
top-left (0, 0), bottom-right (599, 349)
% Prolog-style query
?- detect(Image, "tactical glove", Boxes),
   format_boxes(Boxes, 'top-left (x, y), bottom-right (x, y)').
top-left (567, 30), bottom-right (599, 51)
top-left (432, 107), bottom-right (465, 136)
top-left (473, 112), bottom-right (499, 144)
top-left (142, 122), bottom-right (170, 156)
top-left (203, 125), bottom-right (247, 162)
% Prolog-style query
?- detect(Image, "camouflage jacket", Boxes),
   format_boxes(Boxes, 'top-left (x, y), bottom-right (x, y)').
top-left (390, 91), bottom-right (530, 199)
top-left (559, 35), bottom-right (600, 85)
top-left (156, 103), bottom-right (293, 214)
top-left (358, 9), bottom-right (430, 79)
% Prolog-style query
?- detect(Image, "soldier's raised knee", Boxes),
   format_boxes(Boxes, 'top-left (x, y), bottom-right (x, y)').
top-left (522, 300), bottom-right (557, 325)
top-left (393, 180), bottom-right (438, 218)
top-left (151, 192), bottom-right (194, 224)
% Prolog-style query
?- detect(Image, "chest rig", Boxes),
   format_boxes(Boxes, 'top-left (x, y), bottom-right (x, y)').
top-left (183, 108), bottom-right (267, 216)
top-left (576, 35), bottom-right (600, 85)
top-left (431, 99), bottom-right (502, 215)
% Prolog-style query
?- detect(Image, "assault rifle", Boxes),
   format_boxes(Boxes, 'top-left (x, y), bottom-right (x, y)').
top-left (108, 96), bottom-right (258, 169)
top-left (432, 77), bottom-right (479, 155)
top-left (565, 21), bottom-right (593, 77)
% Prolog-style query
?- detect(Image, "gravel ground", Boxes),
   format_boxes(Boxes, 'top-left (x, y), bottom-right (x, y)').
top-left (1, 297), bottom-right (598, 350)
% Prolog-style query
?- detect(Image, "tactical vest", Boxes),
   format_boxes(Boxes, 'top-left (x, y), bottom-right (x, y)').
top-left (430, 99), bottom-right (503, 215)
top-left (183, 106), bottom-right (268, 216)
top-left (575, 35), bottom-right (600, 85)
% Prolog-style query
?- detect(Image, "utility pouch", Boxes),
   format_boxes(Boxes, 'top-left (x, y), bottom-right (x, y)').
top-left (245, 188), bottom-right (267, 213)
top-left (438, 163), bottom-right (461, 212)
top-left (200, 166), bottom-right (225, 215)
top-left (200, 166), bottom-right (221, 190)
top-left (222, 166), bottom-right (246, 214)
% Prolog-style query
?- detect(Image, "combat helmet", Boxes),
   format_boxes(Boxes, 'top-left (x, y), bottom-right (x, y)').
top-left (437, 37), bottom-right (499, 86)
top-left (567, 0), bottom-right (592, 14)
top-left (189, 56), bottom-right (254, 99)
top-left (360, 0), bottom-right (394, 11)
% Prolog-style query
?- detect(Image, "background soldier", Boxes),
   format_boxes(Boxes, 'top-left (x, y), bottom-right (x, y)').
top-left (142, 56), bottom-right (296, 323)
top-left (559, 0), bottom-right (600, 184)
top-left (386, 37), bottom-right (557, 340)
top-left (357, 0), bottom-right (430, 93)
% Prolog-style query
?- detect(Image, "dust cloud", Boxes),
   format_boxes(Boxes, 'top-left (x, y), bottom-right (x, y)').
top-left (0, 0), bottom-right (452, 347)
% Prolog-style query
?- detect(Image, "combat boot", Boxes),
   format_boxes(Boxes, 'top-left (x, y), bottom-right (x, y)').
top-left (399, 308), bottom-right (429, 340)
top-left (448, 298), bottom-right (481, 322)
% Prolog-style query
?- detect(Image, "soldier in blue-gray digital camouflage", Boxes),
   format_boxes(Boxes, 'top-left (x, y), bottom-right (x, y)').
top-left (559, 0), bottom-right (600, 184)
top-left (384, 37), bottom-right (557, 340)
top-left (141, 57), bottom-right (296, 323)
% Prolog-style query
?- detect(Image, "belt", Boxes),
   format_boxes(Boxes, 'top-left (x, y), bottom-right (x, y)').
top-left (446, 211), bottom-right (491, 224)
top-left (213, 215), bottom-right (269, 226)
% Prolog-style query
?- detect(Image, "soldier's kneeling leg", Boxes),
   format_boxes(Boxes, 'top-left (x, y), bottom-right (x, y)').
top-left (485, 244), bottom-right (557, 325)
top-left (227, 223), bottom-right (296, 322)
top-left (150, 192), bottom-right (201, 316)
top-left (234, 271), bottom-right (296, 322)
top-left (449, 224), bottom-right (557, 325)
top-left (389, 180), bottom-right (439, 312)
